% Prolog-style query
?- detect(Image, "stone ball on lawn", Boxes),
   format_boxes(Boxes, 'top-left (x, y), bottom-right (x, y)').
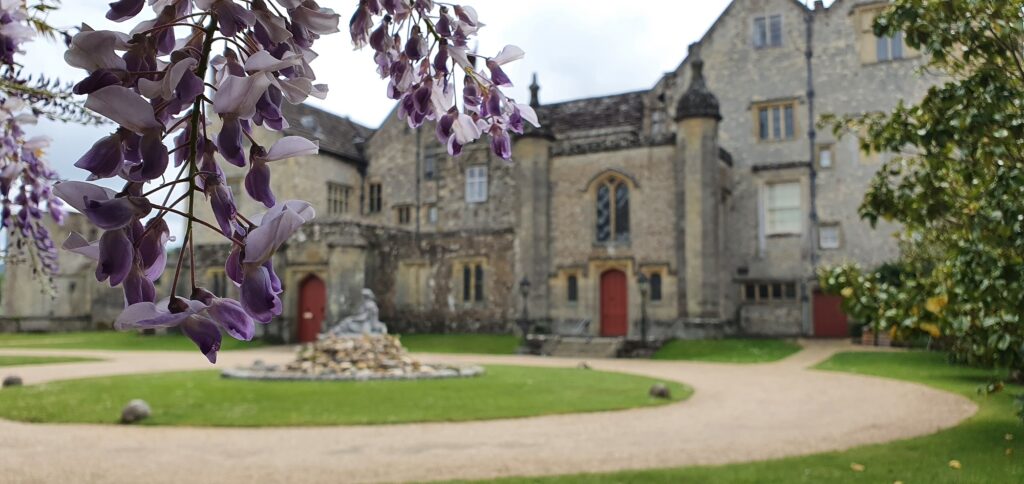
top-left (2, 375), bottom-right (22, 388)
top-left (120, 399), bottom-right (152, 424)
top-left (649, 383), bottom-right (671, 400)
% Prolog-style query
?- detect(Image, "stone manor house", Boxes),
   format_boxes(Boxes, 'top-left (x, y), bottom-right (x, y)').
top-left (3, 0), bottom-right (937, 342)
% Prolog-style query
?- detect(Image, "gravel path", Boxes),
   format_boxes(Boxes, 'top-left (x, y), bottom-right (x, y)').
top-left (0, 340), bottom-right (976, 483)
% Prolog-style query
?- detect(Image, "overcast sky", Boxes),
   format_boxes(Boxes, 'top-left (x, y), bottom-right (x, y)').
top-left (18, 0), bottom-right (826, 180)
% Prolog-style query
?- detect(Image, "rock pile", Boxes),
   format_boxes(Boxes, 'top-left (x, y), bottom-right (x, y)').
top-left (286, 334), bottom-right (429, 377)
top-left (222, 335), bottom-right (484, 382)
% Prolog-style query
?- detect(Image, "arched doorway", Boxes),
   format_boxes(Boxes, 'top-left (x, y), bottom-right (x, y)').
top-left (600, 270), bottom-right (628, 337)
top-left (297, 275), bottom-right (326, 343)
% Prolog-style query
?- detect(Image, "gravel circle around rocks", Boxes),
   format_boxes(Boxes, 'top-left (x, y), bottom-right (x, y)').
top-left (221, 364), bottom-right (485, 382)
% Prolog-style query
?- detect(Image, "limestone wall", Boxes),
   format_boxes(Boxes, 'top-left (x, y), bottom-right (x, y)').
top-left (1, 214), bottom-right (123, 331)
top-left (192, 126), bottom-right (366, 246)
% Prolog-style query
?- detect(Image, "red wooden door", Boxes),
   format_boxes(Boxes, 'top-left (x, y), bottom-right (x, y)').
top-left (813, 290), bottom-right (849, 338)
top-left (297, 275), bottom-right (326, 343)
top-left (600, 270), bottom-right (628, 337)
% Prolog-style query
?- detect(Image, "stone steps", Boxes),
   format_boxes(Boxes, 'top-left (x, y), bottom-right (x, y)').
top-left (539, 336), bottom-right (625, 359)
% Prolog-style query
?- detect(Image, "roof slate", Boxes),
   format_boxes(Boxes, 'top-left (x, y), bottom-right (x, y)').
top-left (281, 103), bottom-right (375, 164)
top-left (537, 90), bottom-right (647, 135)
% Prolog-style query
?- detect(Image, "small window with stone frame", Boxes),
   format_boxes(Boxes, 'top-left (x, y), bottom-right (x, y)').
top-left (856, 5), bottom-right (915, 64)
top-left (753, 14), bottom-right (783, 49)
top-left (465, 166), bottom-right (488, 203)
top-left (327, 182), bottom-right (352, 215)
top-left (461, 262), bottom-right (485, 303)
top-left (755, 101), bottom-right (797, 142)
top-left (763, 181), bottom-right (802, 236)
top-left (396, 205), bottom-right (412, 225)
top-left (367, 182), bottom-right (383, 213)
top-left (423, 151), bottom-right (438, 180)
top-left (819, 223), bottom-right (842, 250)
top-left (649, 272), bottom-right (663, 302)
top-left (817, 144), bottom-right (835, 170)
top-left (567, 274), bottom-right (578, 303)
top-left (741, 281), bottom-right (799, 303)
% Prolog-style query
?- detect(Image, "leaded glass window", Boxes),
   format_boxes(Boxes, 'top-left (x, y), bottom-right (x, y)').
top-left (595, 177), bottom-right (630, 243)
top-left (596, 184), bottom-right (611, 242)
top-left (615, 182), bottom-right (629, 241)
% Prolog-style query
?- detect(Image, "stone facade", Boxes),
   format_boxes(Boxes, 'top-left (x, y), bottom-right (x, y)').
top-left (3, 0), bottom-right (936, 340)
top-left (1, 214), bottom-right (124, 331)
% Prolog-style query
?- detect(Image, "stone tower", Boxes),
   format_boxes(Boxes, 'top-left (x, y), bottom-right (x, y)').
top-left (513, 103), bottom-right (555, 321)
top-left (674, 45), bottom-right (724, 322)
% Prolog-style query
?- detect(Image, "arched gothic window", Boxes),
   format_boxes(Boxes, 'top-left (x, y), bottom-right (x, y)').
top-left (596, 177), bottom-right (630, 242)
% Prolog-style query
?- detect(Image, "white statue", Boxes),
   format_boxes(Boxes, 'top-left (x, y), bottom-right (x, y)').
top-left (327, 289), bottom-right (388, 336)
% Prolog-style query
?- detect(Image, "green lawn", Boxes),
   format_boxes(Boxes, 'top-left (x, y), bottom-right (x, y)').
top-left (0, 365), bottom-right (689, 427)
top-left (490, 351), bottom-right (1021, 483)
top-left (652, 338), bottom-right (802, 363)
top-left (399, 333), bottom-right (520, 355)
top-left (0, 331), bottom-right (265, 352)
top-left (0, 355), bottom-right (101, 367)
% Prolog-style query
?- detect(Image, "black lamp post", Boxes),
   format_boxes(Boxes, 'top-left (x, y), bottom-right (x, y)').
top-left (637, 272), bottom-right (649, 344)
top-left (517, 277), bottom-right (531, 342)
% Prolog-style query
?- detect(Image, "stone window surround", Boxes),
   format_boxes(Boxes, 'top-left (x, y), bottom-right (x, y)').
top-left (819, 222), bottom-right (842, 250)
top-left (366, 181), bottom-right (383, 214)
top-left (589, 171), bottom-right (634, 245)
top-left (465, 165), bottom-right (488, 204)
top-left (752, 99), bottom-right (799, 143)
top-left (762, 180), bottom-right (803, 237)
top-left (637, 263), bottom-right (671, 306)
top-left (395, 205), bottom-right (413, 225)
top-left (738, 279), bottom-right (799, 305)
top-left (424, 204), bottom-right (438, 225)
top-left (423, 150), bottom-right (439, 180)
top-left (566, 273), bottom-right (579, 304)
top-left (326, 181), bottom-right (352, 215)
top-left (752, 13), bottom-right (783, 50)
top-left (854, 2), bottom-right (919, 65)
top-left (816, 143), bottom-right (835, 170)
top-left (453, 257), bottom-right (487, 306)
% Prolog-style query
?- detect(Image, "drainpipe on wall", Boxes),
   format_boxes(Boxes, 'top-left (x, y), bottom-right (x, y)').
top-left (803, 7), bottom-right (820, 336)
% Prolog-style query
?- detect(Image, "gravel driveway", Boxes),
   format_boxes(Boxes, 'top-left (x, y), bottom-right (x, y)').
top-left (0, 340), bottom-right (976, 483)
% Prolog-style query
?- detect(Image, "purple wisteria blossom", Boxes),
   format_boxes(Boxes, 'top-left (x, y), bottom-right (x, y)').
top-left (0, 2), bottom-right (67, 285)
top-left (57, 0), bottom-right (340, 361)
top-left (56, 0), bottom-right (527, 361)
top-left (350, 0), bottom-right (540, 160)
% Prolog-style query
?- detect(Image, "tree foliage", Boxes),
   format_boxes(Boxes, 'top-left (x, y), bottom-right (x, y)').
top-left (822, 0), bottom-right (1024, 377)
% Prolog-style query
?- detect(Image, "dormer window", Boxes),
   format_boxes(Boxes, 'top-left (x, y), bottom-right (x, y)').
top-left (754, 15), bottom-right (782, 49)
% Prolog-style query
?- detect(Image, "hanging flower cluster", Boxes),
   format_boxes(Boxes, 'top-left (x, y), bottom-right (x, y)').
top-left (349, 0), bottom-right (539, 159)
top-left (0, 1), bottom-right (69, 284)
top-left (56, 0), bottom-right (337, 362)
top-left (0, 98), bottom-right (63, 279)
top-left (55, 0), bottom-right (528, 362)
